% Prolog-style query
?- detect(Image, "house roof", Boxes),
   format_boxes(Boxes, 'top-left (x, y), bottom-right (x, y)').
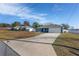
top-left (38, 24), bottom-right (61, 28)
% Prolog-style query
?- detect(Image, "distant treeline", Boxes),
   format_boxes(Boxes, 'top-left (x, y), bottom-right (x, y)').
top-left (0, 21), bottom-right (40, 29)
top-left (0, 21), bottom-right (30, 27)
top-left (0, 23), bottom-right (11, 27)
top-left (0, 21), bottom-right (71, 30)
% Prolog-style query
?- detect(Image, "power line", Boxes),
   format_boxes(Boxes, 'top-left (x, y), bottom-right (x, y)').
top-left (67, 4), bottom-right (78, 26)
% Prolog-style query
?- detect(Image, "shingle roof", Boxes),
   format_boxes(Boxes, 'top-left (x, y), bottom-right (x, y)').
top-left (38, 24), bottom-right (61, 28)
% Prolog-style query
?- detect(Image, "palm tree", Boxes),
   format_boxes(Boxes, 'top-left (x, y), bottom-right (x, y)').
top-left (24, 21), bottom-right (30, 26)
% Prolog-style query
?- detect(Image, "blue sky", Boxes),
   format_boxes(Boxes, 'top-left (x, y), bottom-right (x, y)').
top-left (0, 3), bottom-right (79, 28)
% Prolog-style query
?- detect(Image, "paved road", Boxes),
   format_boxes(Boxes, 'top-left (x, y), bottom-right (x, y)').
top-left (4, 33), bottom-right (60, 56)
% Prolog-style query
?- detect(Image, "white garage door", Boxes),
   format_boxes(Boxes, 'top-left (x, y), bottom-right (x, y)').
top-left (49, 28), bottom-right (61, 33)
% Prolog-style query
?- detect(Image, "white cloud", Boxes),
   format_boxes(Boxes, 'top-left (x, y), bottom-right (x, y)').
top-left (52, 4), bottom-right (63, 12)
top-left (35, 13), bottom-right (48, 17)
top-left (0, 3), bottom-right (47, 23)
top-left (0, 4), bottom-right (19, 15)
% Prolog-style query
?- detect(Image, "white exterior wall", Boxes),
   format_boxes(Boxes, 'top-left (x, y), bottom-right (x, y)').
top-left (0, 41), bottom-right (6, 56)
top-left (69, 29), bottom-right (79, 33)
top-left (63, 29), bottom-right (69, 33)
top-left (0, 41), bottom-right (19, 56)
top-left (5, 46), bottom-right (19, 56)
top-left (49, 28), bottom-right (61, 33)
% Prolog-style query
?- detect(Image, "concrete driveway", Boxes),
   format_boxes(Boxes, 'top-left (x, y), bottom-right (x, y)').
top-left (17, 33), bottom-right (60, 44)
top-left (4, 33), bottom-right (60, 56)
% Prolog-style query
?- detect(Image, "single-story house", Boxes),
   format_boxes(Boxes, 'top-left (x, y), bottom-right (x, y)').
top-left (23, 26), bottom-right (35, 32)
top-left (63, 29), bottom-right (69, 33)
top-left (69, 29), bottom-right (79, 33)
top-left (37, 24), bottom-right (62, 33)
top-left (13, 26), bottom-right (20, 30)
top-left (13, 26), bottom-right (35, 32)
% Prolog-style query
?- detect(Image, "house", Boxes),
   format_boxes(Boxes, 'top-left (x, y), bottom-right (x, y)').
top-left (24, 26), bottom-right (35, 32)
top-left (69, 29), bottom-right (79, 33)
top-left (13, 26), bottom-right (20, 30)
top-left (37, 24), bottom-right (62, 33)
top-left (63, 29), bottom-right (69, 33)
top-left (13, 26), bottom-right (35, 32)
top-left (12, 21), bottom-right (35, 32)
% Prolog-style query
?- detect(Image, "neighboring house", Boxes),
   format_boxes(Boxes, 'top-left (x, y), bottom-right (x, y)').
top-left (12, 21), bottom-right (35, 32)
top-left (63, 29), bottom-right (69, 33)
top-left (13, 26), bottom-right (35, 32)
top-left (13, 26), bottom-right (20, 30)
top-left (37, 24), bottom-right (62, 33)
top-left (69, 29), bottom-right (79, 33)
top-left (24, 26), bottom-right (35, 32)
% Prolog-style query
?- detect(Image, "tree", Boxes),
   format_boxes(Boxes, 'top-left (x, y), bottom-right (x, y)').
top-left (12, 21), bottom-right (21, 27)
top-left (32, 22), bottom-right (40, 29)
top-left (24, 21), bottom-right (30, 26)
top-left (0, 23), bottom-right (11, 27)
top-left (61, 24), bottom-right (70, 29)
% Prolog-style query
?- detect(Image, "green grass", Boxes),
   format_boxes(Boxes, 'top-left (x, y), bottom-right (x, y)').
top-left (53, 33), bottom-right (79, 56)
top-left (0, 30), bottom-right (41, 40)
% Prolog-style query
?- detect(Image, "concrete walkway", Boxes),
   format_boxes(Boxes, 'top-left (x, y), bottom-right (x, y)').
top-left (4, 33), bottom-right (60, 56)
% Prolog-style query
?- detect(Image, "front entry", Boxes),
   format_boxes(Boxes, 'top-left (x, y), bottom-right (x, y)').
top-left (41, 28), bottom-right (49, 33)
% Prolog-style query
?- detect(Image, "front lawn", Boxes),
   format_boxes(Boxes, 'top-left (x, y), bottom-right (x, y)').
top-left (53, 33), bottom-right (79, 56)
top-left (0, 30), bottom-right (41, 40)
